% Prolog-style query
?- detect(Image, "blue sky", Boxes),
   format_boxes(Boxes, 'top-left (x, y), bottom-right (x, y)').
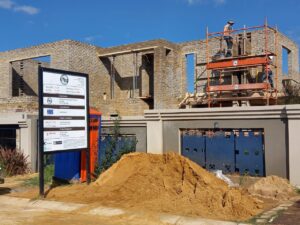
top-left (0, 0), bottom-right (300, 52)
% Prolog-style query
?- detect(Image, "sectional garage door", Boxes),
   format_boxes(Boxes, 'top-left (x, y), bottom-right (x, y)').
top-left (181, 129), bottom-right (265, 176)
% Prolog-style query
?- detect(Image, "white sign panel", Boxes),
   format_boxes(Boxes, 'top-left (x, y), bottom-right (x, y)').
top-left (40, 69), bottom-right (88, 152)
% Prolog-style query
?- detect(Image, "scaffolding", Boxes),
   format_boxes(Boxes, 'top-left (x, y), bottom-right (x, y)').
top-left (203, 20), bottom-right (279, 107)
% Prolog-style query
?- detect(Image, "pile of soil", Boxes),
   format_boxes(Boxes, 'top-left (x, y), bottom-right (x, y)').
top-left (47, 152), bottom-right (262, 221)
top-left (248, 175), bottom-right (296, 200)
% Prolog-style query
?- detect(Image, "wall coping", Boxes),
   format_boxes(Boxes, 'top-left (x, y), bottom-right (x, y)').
top-left (144, 105), bottom-right (300, 120)
top-left (102, 116), bottom-right (147, 127)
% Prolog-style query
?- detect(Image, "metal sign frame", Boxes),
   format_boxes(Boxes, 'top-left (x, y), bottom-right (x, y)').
top-left (38, 67), bottom-right (90, 196)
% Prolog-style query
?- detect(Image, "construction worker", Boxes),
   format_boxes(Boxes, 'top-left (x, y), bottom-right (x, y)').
top-left (223, 20), bottom-right (234, 57)
top-left (262, 64), bottom-right (274, 89)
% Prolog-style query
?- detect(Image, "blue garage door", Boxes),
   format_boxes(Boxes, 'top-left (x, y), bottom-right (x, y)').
top-left (181, 130), bottom-right (205, 167)
top-left (235, 130), bottom-right (265, 176)
top-left (206, 131), bottom-right (235, 173)
top-left (181, 129), bottom-right (265, 176)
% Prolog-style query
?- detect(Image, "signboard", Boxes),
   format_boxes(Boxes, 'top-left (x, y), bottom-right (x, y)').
top-left (38, 67), bottom-right (90, 196)
top-left (40, 68), bottom-right (89, 152)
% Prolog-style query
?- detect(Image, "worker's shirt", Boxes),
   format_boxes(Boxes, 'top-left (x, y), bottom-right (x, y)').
top-left (223, 24), bottom-right (232, 37)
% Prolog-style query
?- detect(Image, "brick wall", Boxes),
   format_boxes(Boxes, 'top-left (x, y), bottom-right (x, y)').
top-left (0, 96), bottom-right (38, 113)
top-left (0, 40), bottom-right (72, 98)
top-left (11, 59), bottom-right (49, 96)
top-left (0, 29), bottom-right (298, 116)
top-left (0, 39), bottom-right (185, 116)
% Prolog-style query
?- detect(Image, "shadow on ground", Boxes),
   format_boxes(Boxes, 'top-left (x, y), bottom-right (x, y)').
top-left (271, 200), bottom-right (300, 225)
top-left (0, 187), bottom-right (11, 195)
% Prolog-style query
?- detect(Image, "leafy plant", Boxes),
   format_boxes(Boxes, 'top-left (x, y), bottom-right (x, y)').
top-left (0, 147), bottom-right (29, 176)
top-left (238, 171), bottom-right (249, 186)
top-left (95, 115), bottom-right (137, 176)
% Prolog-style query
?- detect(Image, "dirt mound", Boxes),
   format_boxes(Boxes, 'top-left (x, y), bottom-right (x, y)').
top-left (248, 175), bottom-right (296, 200)
top-left (91, 152), bottom-right (262, 221)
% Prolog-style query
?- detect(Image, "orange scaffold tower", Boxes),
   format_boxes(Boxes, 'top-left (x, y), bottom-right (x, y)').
top-left (203, 19), bottom-right (279, 107)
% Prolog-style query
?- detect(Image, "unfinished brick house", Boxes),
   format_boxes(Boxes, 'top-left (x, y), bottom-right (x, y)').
top-left (0, 27), bottom-right (299, 116)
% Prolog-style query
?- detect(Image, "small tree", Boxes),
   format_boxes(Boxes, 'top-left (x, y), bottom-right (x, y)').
top-left (96, 115), bottom-right (137, 175)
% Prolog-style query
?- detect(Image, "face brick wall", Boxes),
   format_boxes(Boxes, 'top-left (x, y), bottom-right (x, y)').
top-left (0, 29), bottom-right (298, 115)
top-left (11, 59), bottom-right (50, 96)
top-left (0, 39), bottom-right (186, 115)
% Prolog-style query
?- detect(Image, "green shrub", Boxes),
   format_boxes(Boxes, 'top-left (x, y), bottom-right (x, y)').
top-left (95, 115), bottom-right (137, 177)
top-left (0, 147), bottom-right (29, 176)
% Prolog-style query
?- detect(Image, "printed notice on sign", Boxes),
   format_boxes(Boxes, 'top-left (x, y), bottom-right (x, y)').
top-left (41, 69), bottom-right (88, 152)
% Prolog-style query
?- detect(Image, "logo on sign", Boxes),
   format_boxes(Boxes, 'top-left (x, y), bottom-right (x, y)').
top-left (47, 109), bottom-right (54, 115)
top-left (47, 97), bottom-right (52, 104)
top-left (233, 60), bottom-right (238, 66)
top-left (60, 74), bottom-right (69, 85)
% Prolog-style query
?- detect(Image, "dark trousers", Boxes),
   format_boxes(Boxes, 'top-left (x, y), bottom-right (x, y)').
top-left (224, 36), bottom-right (233, 57)
top-left (262, 70), bottom-right (274, 88)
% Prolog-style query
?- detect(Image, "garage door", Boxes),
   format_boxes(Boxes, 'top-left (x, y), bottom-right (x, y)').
top-left (181, 130), bottom-right (205, 167)
top-left (181, 129), bottom-right (265, 176)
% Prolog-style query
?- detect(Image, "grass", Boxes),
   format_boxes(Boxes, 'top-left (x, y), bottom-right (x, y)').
top-left (238, 172), bottom-right (249, 186)
top-left (22, 164), bottom-right (54, 186)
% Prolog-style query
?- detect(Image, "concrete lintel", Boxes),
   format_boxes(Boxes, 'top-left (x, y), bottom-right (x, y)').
top-left (98, 46), bottom-right (158, 57)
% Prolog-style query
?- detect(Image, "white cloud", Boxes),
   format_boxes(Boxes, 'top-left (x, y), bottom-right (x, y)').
top-left (0, 0), bottom-right (39, 15)
top-left (0, 0), bottom-right (14, 9)
top-left (14, 5), bottom-right (39, 15)
top-left (185, 0), bottom-right (226, 6)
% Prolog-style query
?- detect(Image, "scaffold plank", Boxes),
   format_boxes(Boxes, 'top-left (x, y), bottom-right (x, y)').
top-left (207, 83), bottom-right (269, 92)
top-left (207, 55), bottom-right (269, 70)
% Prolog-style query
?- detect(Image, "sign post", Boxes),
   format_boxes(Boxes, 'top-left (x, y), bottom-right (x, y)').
top-left (38, 67), bottom-right (90, 197)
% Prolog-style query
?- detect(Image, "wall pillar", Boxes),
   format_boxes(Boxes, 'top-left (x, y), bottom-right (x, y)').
top-left (153, 47), bottom-right (166, 109)
top-left (19, 118), bottom-right (38, 172)
top-left (288, 119), bottom-right (300, 187)
top-left (146, 120), bottom-right (163, 154)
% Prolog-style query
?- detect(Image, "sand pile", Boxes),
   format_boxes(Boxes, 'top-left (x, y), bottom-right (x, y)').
top-left (91, 152), bottom-right (262, 221)
top-left (248, 175), bottom-right (296, 200)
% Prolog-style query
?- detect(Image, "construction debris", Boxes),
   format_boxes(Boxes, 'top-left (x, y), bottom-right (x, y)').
top-left (211, 170), bottom-right (237, 187)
